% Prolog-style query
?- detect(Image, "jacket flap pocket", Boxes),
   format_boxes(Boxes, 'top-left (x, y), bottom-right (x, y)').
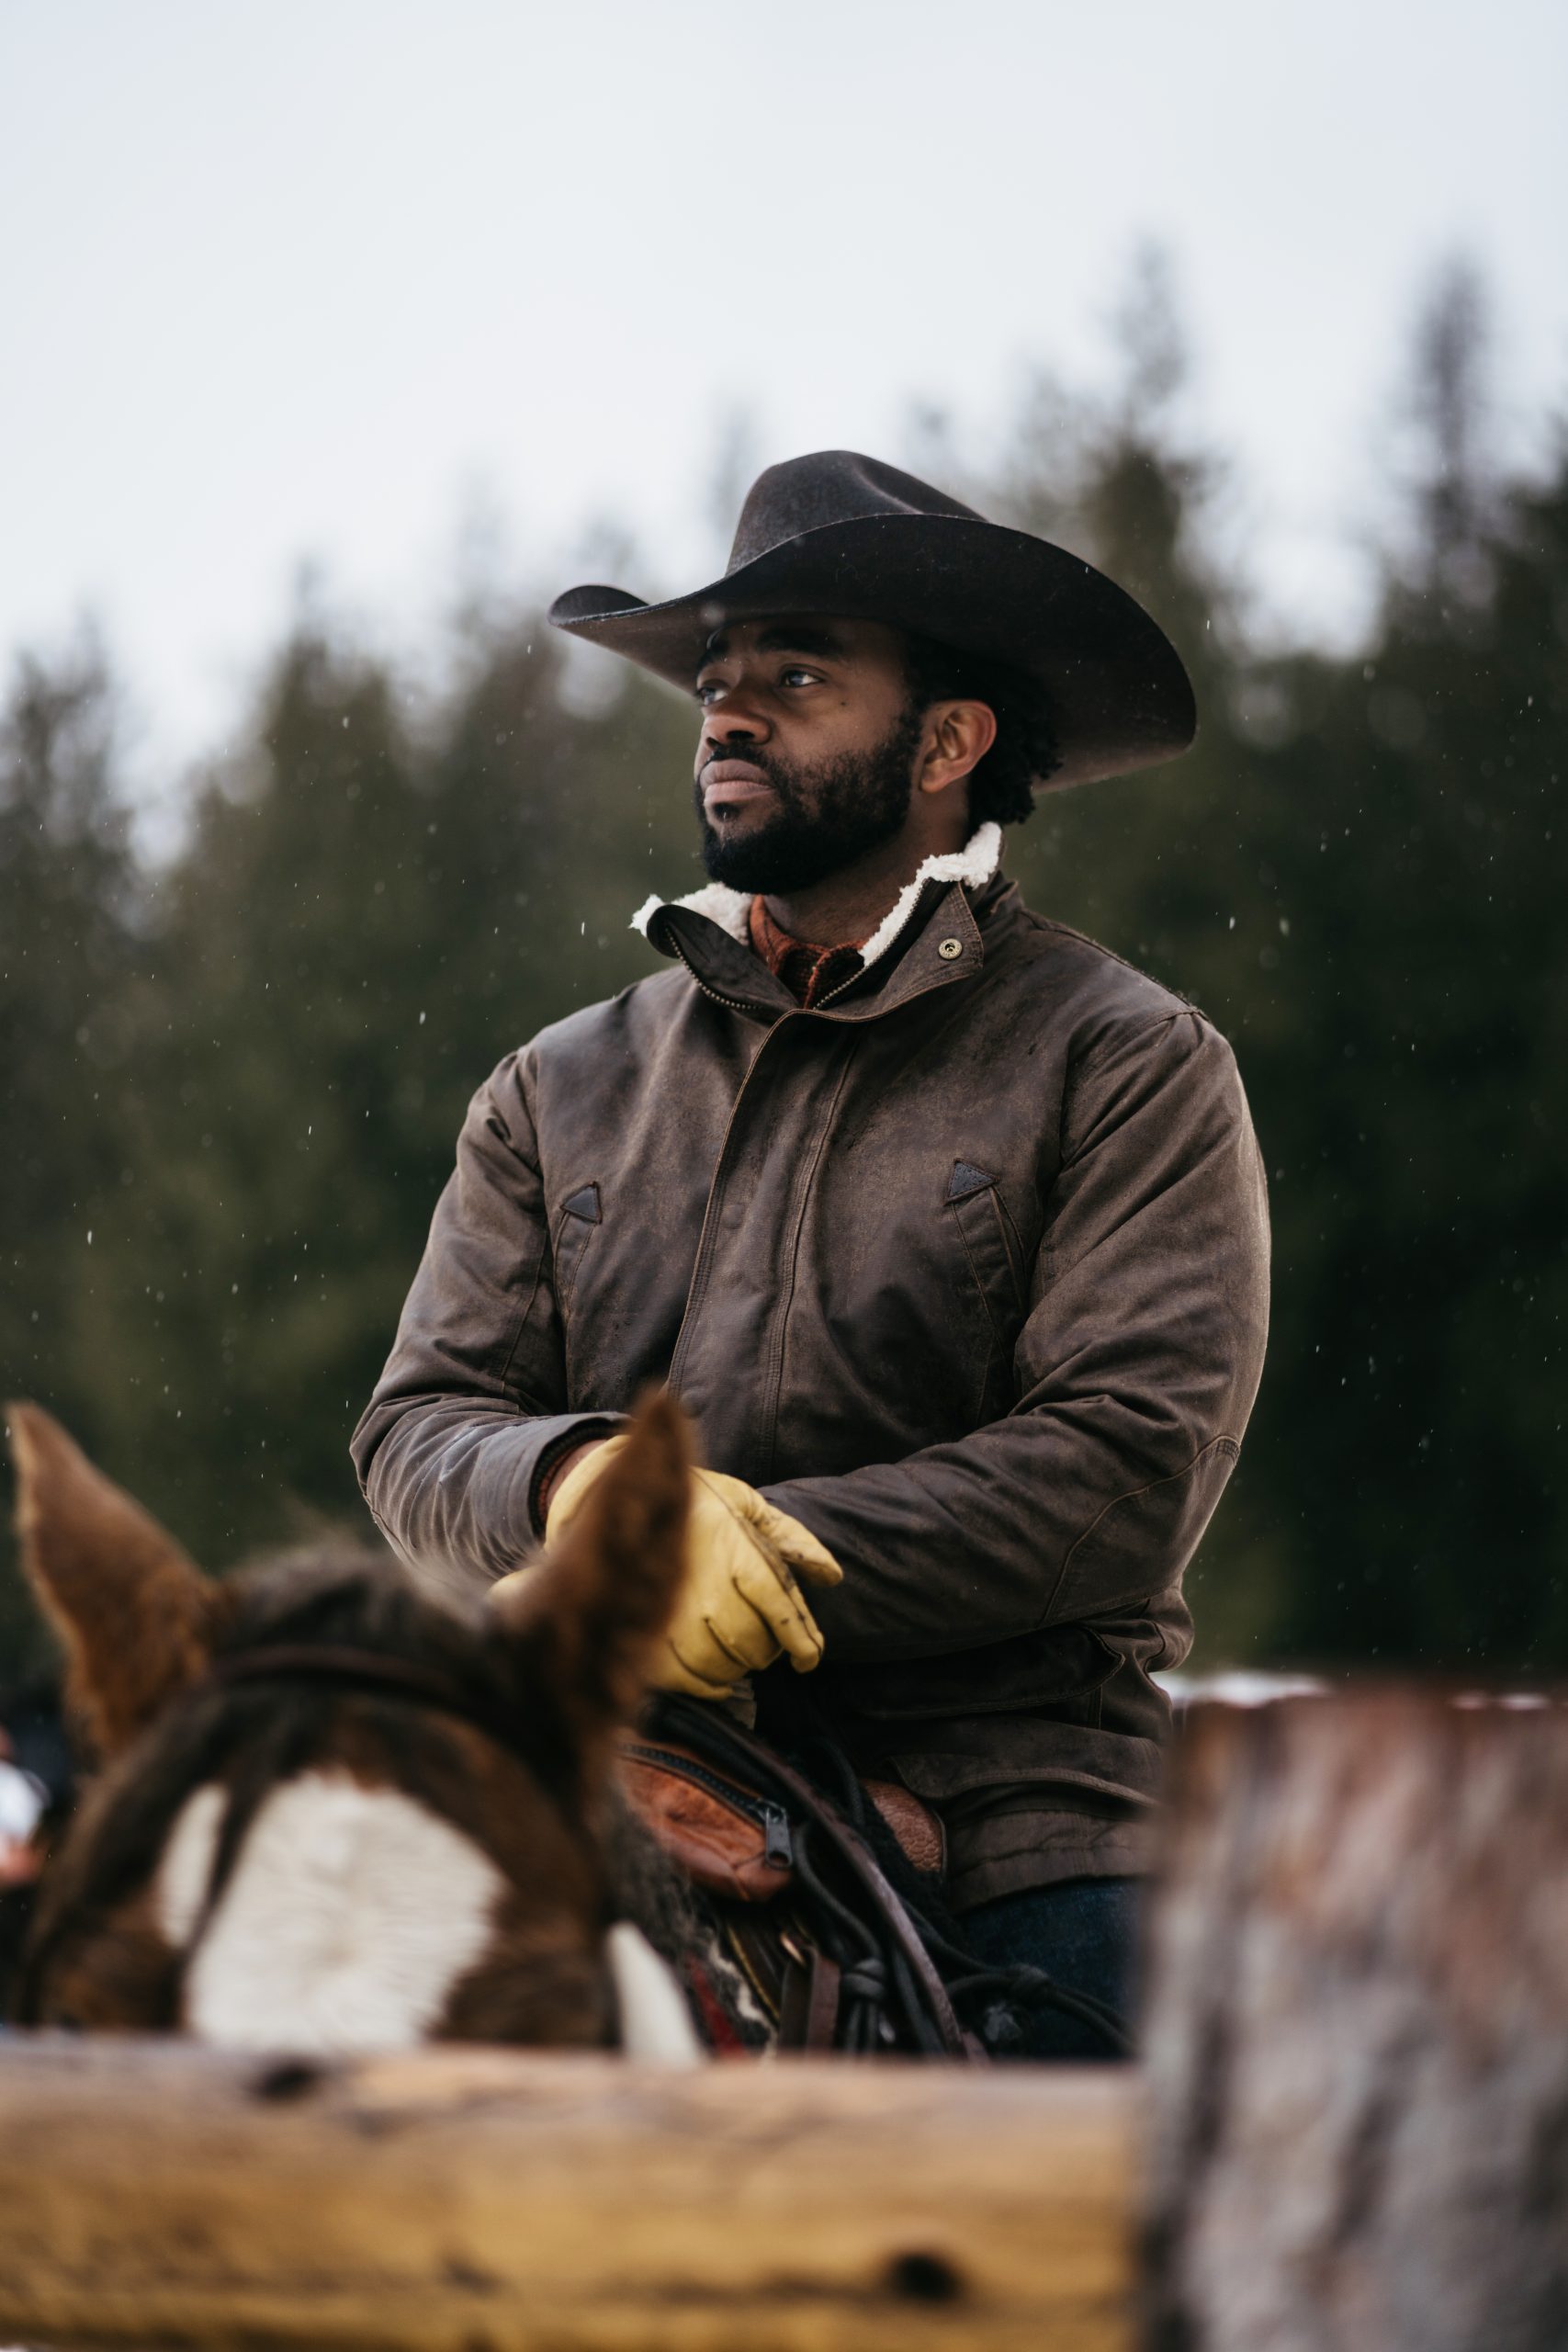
top-left (552, 1182), bottom-right (603, 1317)
top-left (945, 1164), bottom-right (1025, 1325)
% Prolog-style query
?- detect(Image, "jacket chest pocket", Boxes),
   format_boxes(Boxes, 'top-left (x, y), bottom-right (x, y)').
top-left (943, 1161), bottom-right (1029, 1422)
top-left (552, 1182), bottom-right (602, 1321)
top-left (947, 1160), bottom-right (1027, 1326)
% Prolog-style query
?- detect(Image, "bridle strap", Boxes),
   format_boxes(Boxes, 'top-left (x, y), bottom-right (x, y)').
top-left (202, 1644), bottom-right (541, 1770)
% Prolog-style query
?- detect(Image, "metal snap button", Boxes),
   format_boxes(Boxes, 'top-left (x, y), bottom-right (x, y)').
top-left (938, 937), bottom-right (963, 960)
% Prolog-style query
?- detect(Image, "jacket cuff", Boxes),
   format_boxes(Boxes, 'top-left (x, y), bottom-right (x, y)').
top-left (526, 1416), bottom-right (626, 1538)
top-left (356, 1403), bottom-right (629, 1583)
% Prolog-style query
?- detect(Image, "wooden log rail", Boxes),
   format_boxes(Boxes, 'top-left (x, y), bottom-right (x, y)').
top-left (6, 1688), bottom-right (1568, 2349)
top-left (0, 2039), bottom-right (1134, 2352)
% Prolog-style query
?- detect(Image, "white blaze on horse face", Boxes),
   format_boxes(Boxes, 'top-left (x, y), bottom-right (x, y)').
top-left (156, 1772), bottom-right (503, 2053)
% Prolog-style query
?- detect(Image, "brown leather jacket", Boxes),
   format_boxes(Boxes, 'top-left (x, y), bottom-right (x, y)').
top-left (352, 846), bottom-right (1270, 1905)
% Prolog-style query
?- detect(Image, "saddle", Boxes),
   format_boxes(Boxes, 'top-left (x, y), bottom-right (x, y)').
top-left (620, 1739), bottom-right (944, 1897)
top-left (617, 1697), bottom-right (972, 2057)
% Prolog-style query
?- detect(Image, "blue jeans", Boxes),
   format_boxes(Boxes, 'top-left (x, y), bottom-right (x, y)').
top-left (961, 1876), bottom-right (1141, 2061)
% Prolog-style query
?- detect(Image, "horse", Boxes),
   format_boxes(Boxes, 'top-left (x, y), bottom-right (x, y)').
top-left (6, 1391), bottom-right (707, 2060)
top-left (6, 1395), bottom-right (1125, 2062)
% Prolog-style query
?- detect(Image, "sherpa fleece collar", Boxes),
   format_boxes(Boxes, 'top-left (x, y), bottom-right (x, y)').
top-left (631, 822), bottom-right (1002, 977)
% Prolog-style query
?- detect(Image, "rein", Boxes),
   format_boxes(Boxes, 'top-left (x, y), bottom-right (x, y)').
top-left (651, 1695), bottom-right (972, 2059)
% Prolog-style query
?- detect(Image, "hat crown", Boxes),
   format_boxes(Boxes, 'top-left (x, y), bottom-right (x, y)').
top-left (727, 449), bottom-right (985, 572)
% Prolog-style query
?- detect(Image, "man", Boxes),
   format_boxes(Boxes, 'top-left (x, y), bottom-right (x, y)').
top-left (353, 451), bottom-right (1270, 2055)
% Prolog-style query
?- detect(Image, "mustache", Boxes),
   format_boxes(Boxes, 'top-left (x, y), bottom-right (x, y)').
top-left (700, 747), bottom-right (785, 789)
top-left (695, 748), bottom-right (806, 830)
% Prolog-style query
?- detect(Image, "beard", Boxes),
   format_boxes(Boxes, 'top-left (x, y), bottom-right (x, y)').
top-left (694, 704), bottom-right (924, 895)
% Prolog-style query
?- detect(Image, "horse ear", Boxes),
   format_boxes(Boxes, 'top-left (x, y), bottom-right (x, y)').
top-left (491, 1391), bottom-right (689, 1779)
top-left (6, 1403), bottom-right (220, 1760)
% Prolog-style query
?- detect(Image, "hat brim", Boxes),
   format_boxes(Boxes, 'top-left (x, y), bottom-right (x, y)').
top-left (547, 514), bottom-right (1196, 791)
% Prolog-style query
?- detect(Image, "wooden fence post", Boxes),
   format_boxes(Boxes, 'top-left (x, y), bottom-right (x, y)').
top-left (1143, 1688), bottom-right (1568, 2351)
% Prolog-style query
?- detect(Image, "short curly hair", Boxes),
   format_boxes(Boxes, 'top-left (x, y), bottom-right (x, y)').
top-left (900, 632), bottom-right (1059, 827)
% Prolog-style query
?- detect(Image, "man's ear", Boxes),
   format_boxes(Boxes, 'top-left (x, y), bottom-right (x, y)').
top-left (918, 697), bottom-right (998, 797)
top-left (491, 1391), bottom-right (689, 1786)
top-left (6, 1403), bottom-right (220, 1761)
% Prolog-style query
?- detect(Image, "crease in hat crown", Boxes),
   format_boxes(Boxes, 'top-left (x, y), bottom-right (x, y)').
top-left (725, 451), bottom-right (984, 569)
top-left (547, 448), bottom-right (1198, 793)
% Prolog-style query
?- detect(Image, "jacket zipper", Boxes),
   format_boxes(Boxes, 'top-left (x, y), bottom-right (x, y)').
top-left (621, 1742), bottom-right (794, 1869)
top-left (662, 1000), bottom-right (793, 1398)
top-left (660, 902), bottom-right (981, 1400)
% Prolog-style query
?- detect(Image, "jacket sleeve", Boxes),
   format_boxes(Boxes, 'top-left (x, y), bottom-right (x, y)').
top-left (761, 1008), bottom-right (1270, 1662)
top-left (349, 1051), bottom-right (624, 1589)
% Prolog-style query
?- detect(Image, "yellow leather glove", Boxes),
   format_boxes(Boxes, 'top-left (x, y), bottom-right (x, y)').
top-left (538, 1438), bottom-right (843, 1699)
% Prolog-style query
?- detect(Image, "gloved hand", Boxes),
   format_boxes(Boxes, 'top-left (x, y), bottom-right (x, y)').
top-left (530, 1438), bottom-right (843, 1698)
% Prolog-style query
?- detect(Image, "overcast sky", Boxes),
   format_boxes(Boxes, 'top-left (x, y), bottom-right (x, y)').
top-left (2, 0), bottom-right (1563, 784)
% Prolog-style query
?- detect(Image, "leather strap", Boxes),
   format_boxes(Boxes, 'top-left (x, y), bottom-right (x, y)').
top-left (657, 1699), bottom-right (973, 2061)
top-left (201, 1645), bottom-right (538, 1767)
top-left (779, 1947), bottom-right (842, 2052)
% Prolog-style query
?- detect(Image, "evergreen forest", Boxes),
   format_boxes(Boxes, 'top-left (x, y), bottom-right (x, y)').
top-left (3, 266), bottom-right (1563, 1680)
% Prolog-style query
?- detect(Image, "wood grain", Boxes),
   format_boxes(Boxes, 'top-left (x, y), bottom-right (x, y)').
top-left (0, 2038), bottom-right (1135, 2350)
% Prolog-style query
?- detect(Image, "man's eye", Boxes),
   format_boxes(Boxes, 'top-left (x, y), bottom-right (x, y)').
top-left (780, 667), bottom-right (817, 688)
top-left (694, 681), bottom-right (721, 706)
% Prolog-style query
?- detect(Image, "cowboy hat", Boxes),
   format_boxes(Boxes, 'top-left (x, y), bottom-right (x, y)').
top-left (547, 449), bottom-right (1196, 790)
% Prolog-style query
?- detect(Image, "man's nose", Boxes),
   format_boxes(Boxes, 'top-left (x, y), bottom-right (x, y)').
top-left (704, 687), bottom-right (771, 747)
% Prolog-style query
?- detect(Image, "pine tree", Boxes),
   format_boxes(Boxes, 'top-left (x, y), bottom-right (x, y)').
top-left (0, 638), bottom-right (140, 1669)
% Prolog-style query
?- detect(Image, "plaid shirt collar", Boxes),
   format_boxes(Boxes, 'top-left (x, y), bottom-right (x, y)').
top-left (747, 895), bottom-right (865, 1009)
